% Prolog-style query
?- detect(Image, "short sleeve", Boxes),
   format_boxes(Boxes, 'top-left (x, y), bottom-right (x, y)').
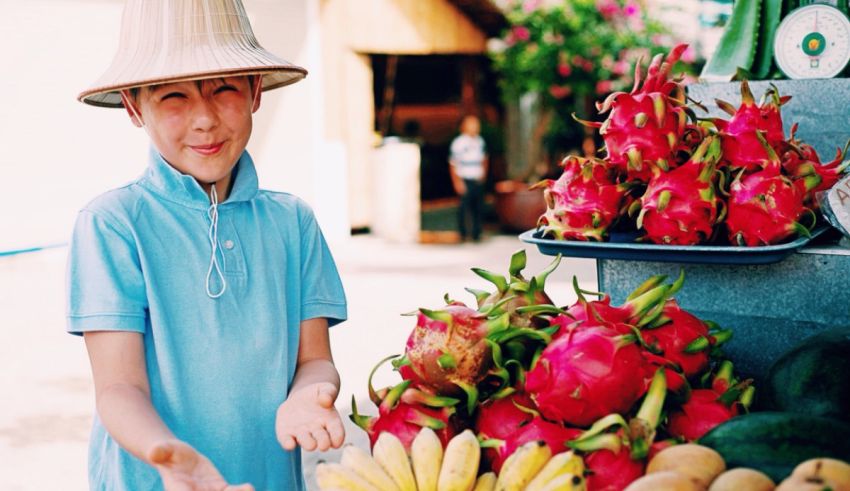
top-left (298, 205), bottom-right (348, 327)
top-left (449, 137), bottom-right (461, 163)
top-left (66, 210), bottom-right (148, 335)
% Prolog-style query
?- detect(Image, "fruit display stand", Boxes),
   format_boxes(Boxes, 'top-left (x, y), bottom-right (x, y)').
top-left (592, 79), bottom-right (850, 386)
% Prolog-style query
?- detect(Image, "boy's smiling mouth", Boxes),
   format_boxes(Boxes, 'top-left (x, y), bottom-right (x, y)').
top-left (190, 142), bottom-right (225, 156)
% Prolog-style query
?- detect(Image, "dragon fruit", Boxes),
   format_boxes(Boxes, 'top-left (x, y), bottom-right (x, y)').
top-left (569, 369), bottom-right (668, 490)
top-left (398, 302), bottom-right (510, 408)
top-left (351, 357), bottom-right (461, 450)
top-left (726, 134), bottom-right (813, 246)
top-left (524, 324), bottom-right (647, 427)
top-left (782, 127), bottom-right (850, 208)
top-left (635, 136), bottom-right (724, 245)
top-left (481, 413), bottom-right (582, 473)
top-left (641, 299), bottom-right (732, 379)
top-left (466, 250), bottom-right (561, 328)
top-left (714, 80), bottom-right (789, 172)
top-left (565, 274), bottom-right (673, 331)
top-left (579, 44), bottom-right (691, 182)
top-left (533, 155), bottom-right (631, 241)
top-left (666, 361), bottom-right (754, 441)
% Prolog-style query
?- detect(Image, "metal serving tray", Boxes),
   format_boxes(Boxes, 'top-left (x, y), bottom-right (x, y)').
top-left (519, 226), bottom-right (831, 265)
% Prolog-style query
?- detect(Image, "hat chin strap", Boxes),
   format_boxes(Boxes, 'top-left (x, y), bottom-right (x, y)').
top-left (120, 90), bottom-right (147, 129)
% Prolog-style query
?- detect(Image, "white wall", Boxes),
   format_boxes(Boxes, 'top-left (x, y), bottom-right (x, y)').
top-left (0, 0), bottom-right (349, 252)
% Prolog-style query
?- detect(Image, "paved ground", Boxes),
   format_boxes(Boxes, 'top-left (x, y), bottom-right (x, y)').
top-left (0, 234), bottom-right (596, 490)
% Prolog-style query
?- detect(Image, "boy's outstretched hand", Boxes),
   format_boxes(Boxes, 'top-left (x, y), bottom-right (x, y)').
top-left (275, 381), bottom-right (345, 452)
top-left (149, 440), bottom-right (254, 491)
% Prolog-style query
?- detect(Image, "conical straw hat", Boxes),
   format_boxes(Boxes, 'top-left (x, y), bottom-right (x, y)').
top-left (78, 0), bottom-right (307, 108)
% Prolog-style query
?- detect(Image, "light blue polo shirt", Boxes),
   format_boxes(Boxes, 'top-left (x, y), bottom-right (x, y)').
top-left (66, 148), bottom-right (347, 490)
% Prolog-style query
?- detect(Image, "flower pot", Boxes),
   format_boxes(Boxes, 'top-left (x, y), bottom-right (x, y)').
top-left (494, 180), bottom-right (546, 232)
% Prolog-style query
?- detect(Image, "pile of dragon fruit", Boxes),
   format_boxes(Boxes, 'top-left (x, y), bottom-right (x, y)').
top-left (535, 44), bottom-right (850, 246)
top-left (351, 251), bottom-right (754, 491)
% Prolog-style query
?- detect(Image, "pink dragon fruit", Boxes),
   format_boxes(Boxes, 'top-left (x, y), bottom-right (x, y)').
top-left (524, 324), bottom-right (647, 427)
top-left (577, 44), bottom-right (692, 182)
top-left (714, 80), bottom-right (789, 172)
top-left (666, 361), bottom-right (754, 441)
top-left (351, 357), bottom-right (461, 450)
top-left (533, 155), bottom-right (631, 241)
top-left (635, 136), bottom-right (724, 245)
top-left (641, 299), bottom-right (731, 379)
top-left (565, 274), bottom-right (673, 331)
top-left (481, 414), bottom-right (582, 473)
top-left (782, 126), bottom-right (850, 208)
top-left (466, 250), bottom-right (561, 328)
top-left (726, 134), bottom-right (813, 246)
top-left (475, 391), bottom-right (536, 442)
top-left (399, 302), bottom-right (510, 407)
top-left (569, 369), bottom-right (668, 490)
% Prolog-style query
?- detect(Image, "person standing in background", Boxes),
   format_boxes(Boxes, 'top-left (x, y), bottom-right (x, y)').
top-left (449, 115), bottom-right (488, 242)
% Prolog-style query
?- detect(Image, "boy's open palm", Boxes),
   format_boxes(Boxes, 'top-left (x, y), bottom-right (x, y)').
top-left (276, 382), bottom-right (345, 452)
top-left (149, 440), bottom-right (254, 491)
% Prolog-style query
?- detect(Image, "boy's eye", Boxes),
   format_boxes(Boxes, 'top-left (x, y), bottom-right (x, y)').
top-left (161, 92), bottom-right (186, 101)
top-left (214, 85), bottom-right (238, 94)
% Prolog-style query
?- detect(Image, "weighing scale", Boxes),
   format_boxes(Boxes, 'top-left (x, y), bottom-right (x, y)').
top-left (774, 1), bottom-right (850, 78)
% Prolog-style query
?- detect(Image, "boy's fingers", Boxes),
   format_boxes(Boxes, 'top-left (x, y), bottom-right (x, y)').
top-left (311, 428), bottom-right (332, 452)
top-left (327, 418), bottom-right (345, 448)
top-left (316, 385), bottom-right (337, 408)
top-left (224, 484), bottom-right (254, 491)
top-left (297, 429), bottom-right (317, 451)
top-left (280, 434), bottom-right (297, 451)
top-left (148, 441), bottom-right (175, 465)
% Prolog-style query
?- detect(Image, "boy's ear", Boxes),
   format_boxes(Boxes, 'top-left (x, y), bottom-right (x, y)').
top-left (120, 90), bottom-right (144, 128)
top-left (251, 76), bottom-right (262, 114)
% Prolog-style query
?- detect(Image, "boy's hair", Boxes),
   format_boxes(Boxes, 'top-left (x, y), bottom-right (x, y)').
top-left (128, 76), bottom-right (257, 101)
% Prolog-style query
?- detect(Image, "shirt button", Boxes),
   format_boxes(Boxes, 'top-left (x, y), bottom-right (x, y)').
top-left (223, 240), bottom-right (235, 250)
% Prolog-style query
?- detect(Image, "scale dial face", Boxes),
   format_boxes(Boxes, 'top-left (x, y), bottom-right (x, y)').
top-left (774, 4), bottom-right (850, 79)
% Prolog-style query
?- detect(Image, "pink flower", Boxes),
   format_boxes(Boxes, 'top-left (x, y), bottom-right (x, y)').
top-left (595, 0), bottom-right (619, 18)
top-left (624, 0), bottom-right (641, 17)
top-left (613, 60), bottom-right (630, 75)
top-left (596, 80), bottom-right (613, 95)
top-left (513, 26), bottom-right (531, 42)
top-left (549, 85), bottom-right (573, 99)
top-left (558, 63), bottom-right (573, 77)
top-left (523, 0), bottom-right (541, 13)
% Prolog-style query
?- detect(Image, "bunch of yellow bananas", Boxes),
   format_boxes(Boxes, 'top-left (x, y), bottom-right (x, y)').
top-left (315, 429), bottom-right (585, 491)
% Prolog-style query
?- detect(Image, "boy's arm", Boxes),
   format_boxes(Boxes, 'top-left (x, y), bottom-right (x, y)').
top-left (84, 331), bottom-right (174, 461)
top-left (85, 331), bottom-right (253, 489)
top-left (276, 317), bottom-right (345, 452)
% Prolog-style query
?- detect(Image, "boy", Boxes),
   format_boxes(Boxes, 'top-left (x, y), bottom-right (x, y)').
top-left (67, 1), bottom-right (347, 489)
top-left (448, 115), bottom-right (489, 242)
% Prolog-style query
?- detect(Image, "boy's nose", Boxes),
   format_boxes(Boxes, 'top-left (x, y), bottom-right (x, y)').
top-left (191, 99), bottom-right (220, 132)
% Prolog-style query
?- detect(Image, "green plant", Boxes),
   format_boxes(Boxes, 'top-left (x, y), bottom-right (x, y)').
top-left (489, 0), bottom-right (699, 174)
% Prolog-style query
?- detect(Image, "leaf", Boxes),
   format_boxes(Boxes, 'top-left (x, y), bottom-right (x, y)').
top-left (752, 0), bottom-right (783, 79)
top-left (700, 0), bottom-right (762, 81)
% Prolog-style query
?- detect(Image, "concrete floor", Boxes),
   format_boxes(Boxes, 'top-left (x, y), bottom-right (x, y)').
top-left (0, 234), bottom-right (596, 490)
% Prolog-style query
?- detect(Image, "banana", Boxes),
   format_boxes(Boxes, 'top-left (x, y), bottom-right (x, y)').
top-left (495, 440), bottom-right (552, 491)
top-left (411, 427), bottom-right (443, 491)
top-left (315, 462), bottom-right (381, 491)
top-left (437, 429), bottom-right (481, 491)
top-left (524, 451), bottom-right (585, 491)
top-left (536, 473), bottom-right (585, 491)
top-left (373, 432), bottom-right (418, 491)
top-left (341, 444), bottom-right (401, 491)
top-left (472, 472), bottom-right (497, 491)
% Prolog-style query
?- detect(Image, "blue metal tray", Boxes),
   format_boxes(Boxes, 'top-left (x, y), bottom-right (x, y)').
top-left (519, 226), bottom-right (831, 265)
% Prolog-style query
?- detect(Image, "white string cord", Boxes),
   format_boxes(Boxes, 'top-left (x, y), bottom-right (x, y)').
top-left (205, 185), bottom-right (227, 298)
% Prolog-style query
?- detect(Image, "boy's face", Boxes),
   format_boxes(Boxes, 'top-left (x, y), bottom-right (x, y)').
top-left (126, 76), bottom-right (260, 188)
top-left (462, 116), bottom-right (480, 136)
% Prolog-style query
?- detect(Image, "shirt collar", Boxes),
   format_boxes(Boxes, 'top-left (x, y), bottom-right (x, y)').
top-left (141, 147), bottom-right (259, 210)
